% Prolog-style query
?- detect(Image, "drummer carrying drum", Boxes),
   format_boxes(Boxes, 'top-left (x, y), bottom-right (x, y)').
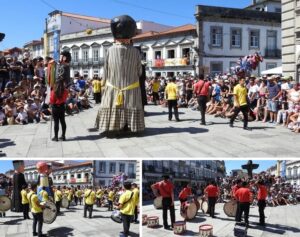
top-left (179, 182), bottom-right (192, 204)
top-left (28, 183), bottom-right (46, 237)
top-left (231, 179), bottom-right (242, 221)
top-left (204, 181), bottom-right (219, 218)
top-left (235, 181), bottom-right (251, 227)
top-left (54, 186), bottom-right (62, 214)
top-left (151, 175), bottom-right (175, 230)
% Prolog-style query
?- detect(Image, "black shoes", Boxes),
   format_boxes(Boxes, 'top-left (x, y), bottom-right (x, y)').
top-left (59, 136), bottom-right (66, 141)
top-left (243, 127), bottom-right (252, 131)
top-left (52, 137), bottom-right (58, 142)
top-left (229, 123), bottom-right (234, 128)
top-left (200, 122), bottom-right (206, 125)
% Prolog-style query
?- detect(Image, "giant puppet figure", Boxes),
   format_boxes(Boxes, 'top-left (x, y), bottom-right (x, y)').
top-left (95, 15), bottom-right (145, 134)
top-left (11, 160), bottom-right (27, 212)
top-left (36, 162), bottom-right (53, 201)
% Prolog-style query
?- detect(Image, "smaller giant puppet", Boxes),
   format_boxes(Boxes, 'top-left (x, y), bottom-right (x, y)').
top-left (11, 160), bottom-right (27, 212)
top-left (36, 162), bottom-right (54, 201)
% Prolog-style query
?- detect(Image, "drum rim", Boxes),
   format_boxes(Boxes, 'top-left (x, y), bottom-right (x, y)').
top-left (147, 216), bottom-right (159, 220)
top-left (174, 221), bottom-right (186, 226)
top-left (199, 224), bottom-right (213, 230)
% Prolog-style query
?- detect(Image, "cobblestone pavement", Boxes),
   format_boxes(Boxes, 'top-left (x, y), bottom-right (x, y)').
top-left (1, 103), bottom-right (299, 157)
top-left (142, 200), bottom-right (300, 237)
top-left (0, 204), bottom-right (139, 237)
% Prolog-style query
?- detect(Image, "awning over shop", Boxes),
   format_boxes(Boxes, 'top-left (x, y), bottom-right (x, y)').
top-left (261, 66), bottom-right (282, 75)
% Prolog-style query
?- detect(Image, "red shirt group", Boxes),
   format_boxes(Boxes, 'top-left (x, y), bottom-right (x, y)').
top-left (152, 180), bottom-right (174, 198)
top-left (193, 80), bottom-right (210, 96)
top-left (179, 187), bottom-right (192, 200)
top-left (257, 185), bottom-right (268, 200)
top-left (235, 187), bottom-right (251, 203)
top-left (205, 184), bottom-right (219, 198)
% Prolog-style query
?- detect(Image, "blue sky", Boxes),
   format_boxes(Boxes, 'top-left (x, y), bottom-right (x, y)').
top-left (0, 0), bottom-right (251, 50)
top-left (225, 160), bottom-right (277, 175)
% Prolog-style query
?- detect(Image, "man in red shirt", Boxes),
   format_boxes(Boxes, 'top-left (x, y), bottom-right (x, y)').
top-left (256, 179), bottom-right (268, 226)
top-left (151, 175), bottom-right (175, 230)
top-left (178, 183), bottom-right (192, 204)
top-left (231, 179), bottom-right (242, 221)
top-left (235, 181), bottom-right (251, 226)
top-left (193, 74), bottom-right (210, 125)
top-left (204, 181), bottom-right (219, 218)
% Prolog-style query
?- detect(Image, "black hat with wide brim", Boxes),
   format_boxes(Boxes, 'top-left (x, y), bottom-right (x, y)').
top-left (111, 15), bottom-right (137, 39)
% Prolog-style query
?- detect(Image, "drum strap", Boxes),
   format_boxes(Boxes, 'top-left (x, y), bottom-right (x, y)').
top-left (122, 192), bottom-right (134, 206)
top-left (85, 190), bottom-right (93, 199)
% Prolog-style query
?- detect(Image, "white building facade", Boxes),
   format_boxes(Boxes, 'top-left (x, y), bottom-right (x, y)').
top-left (195, 5), bottom-right (281, 76)
top-left (93, 160), bottom-right (137, 186)
top-left (133, 25), bottom-right (197, 77)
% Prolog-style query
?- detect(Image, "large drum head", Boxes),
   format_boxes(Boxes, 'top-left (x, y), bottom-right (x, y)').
top-left (0, 196), bottom-right (11, 212)
top-left (197, 197), bottom-right (203, 207)
top-left (223, 200), bottom-right (237, 217)
top-left (186, 202), bottom-right (197, 220)
top-left (194, 199), bottom-right (200, 210)
top-left (153, 196), bottom-right (162, 209)
top-left (201, 201), bottom-right (208, 214)
top-left (43, 201), bottom-right (57, 224)
top-left (111, 210), bottom-right (122, 223)
top-left (61, 197), bottom-right (69, 208)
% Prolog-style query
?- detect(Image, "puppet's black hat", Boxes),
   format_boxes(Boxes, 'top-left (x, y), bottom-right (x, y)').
top-left (111, 15), bottom-right (137, 39)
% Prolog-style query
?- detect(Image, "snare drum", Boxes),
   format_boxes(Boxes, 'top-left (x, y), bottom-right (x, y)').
top-left (180, 201), bottom-right (197, 220)
top-left (61, 196), bottom-right (69, 208)
top-left (199, 224), bottom-right (213, 237)
top-left (173, 221), bottom-right (186, 235)
top-left (223, 200), bottom-right (237, 217)
top-left (201, 200), bottom-right (208, 214)
top-left (147, 216), bottom-right (159, 228)
top-left (142, 214), bottom-right (148, 225)
top-left (0, 196), bottom-right (11, 212)
top-left (153, 196), bottom-right (162, 209)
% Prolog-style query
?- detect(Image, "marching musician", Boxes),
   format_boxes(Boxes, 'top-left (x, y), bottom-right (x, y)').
top-left (28, 183), bottom-right (46, 237)
top-left (117, 182), bottom-right (135, 237)
top-left (256, 179), bottom-right (268, 226)
top-left (76, 186), bottom-right (83, 206)
top-left (204, 181), bottom-right (219, 218)
top-left (83, 185), bottom-right (96, 219)
top-left (54, 186), bottom-right (62, 214)
top-left (151, 175), bottom-right (175, 230)
top-left (132, 182), bottom-right (139, 224)
top-left (65, 187), bottom-right (73, 209)
top-left (108, 188), bottom-right (115, 211)
top-left (39, 186), bottom-right (49, 202)
top-left (96, 187), bottom-right (104, 207)
top-left (178, 182), bottom-right (192, 204)
top-left (21, 184), bottom-right (30, 220)
top-left (232, 179), bottom-right (242, 221)
top-left (235, 181), bottom-right (251, 227)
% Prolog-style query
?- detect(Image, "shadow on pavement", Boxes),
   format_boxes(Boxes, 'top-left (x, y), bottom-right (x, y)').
top-left (187, 216), bottom-right (206, 223)
top-left (145, 111), bottom-right (184, 117)
top-left (183, 230), bottom-right (198, 236)
top-left (3, 218), bottom-right (23, 225)
top-left (128, 232), bottom-right (139, 237)
top-left (47, 227), bottom-right (74, 237)
top-left (92, 215), bottom-right (111, 219)
top-left (255, 222), bottom-right (300, 235)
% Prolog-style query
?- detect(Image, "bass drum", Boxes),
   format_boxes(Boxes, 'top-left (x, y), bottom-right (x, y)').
top-left (223, 200), bottom-right (237, 217)
top-left (153, 196), bottom-right (162, 209)
top-left (180, 201), bottom-right (197, 220)
top-left (61, 196), bottom-right (69, 208)
top-left (0, 196), bottom-right (11, 212)
top-left (194, 198), bottom-right (200, 211)
top-left (201, 200), bottom-right (208, 214)
top-left (42, 201), bottom-right (57, 224)
top-left (111, 210), bottom-right (122, 223)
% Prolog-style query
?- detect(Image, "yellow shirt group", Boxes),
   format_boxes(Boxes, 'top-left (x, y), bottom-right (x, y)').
top-left (96, 190), bottom-right (104, 199)
top-left (40, 190), bottom-right (49, 202)
top-left (93, 80), bottom-right (102, 93)
top-left (21, 189), bottom-right (29, 204)
top-left (233, 84), bottom-right (248, 106)
top-left (132, 188), bottom-right (139, 207)
top-left (152, 81), bottom-right (160, 93)
top-left (29, 194), bottom-right (42, 214)
top-left (84, 189), bottom-right (96, 205)
top-left (165, 82), bottom-right (178, 100)
top-left (76, 190), bottom-right (83, 198)
top-left (119, 190), bottom-right (135, 216)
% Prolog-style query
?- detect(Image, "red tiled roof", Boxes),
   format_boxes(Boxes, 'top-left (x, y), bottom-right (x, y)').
top-left (133, 24), bottom-right (196, 41)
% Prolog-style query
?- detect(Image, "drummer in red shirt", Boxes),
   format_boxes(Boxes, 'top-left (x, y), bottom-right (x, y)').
top-left (235, 181), bottom-right (251, 227)
top-left (151, 175), bottom-right (175, 230)
top-left (50, 79), bottom-right (68, 141)
top-left (231, 179), bottom-right (242, 221)
top-left (256, 179), bottom-right (268, 226)
top-left (179, 183), bottom-right (192, 204)
top-left (204, 181), bottom-right (219, 218)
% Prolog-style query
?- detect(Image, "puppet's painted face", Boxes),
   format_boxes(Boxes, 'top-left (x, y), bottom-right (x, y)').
top-left (36, 162), bottom-right (48, 174)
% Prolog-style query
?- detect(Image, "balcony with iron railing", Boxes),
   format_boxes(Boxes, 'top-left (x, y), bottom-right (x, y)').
top-left (264, 48), bottom-right (281, 58)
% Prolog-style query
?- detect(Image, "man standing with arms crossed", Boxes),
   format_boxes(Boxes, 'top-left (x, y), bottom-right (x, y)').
top-left (229, 78), bottom-right (251, 130)
top-left (193, 75), bottom-right (210, 125)
top-left (151, 175), bottom-right (175, 230)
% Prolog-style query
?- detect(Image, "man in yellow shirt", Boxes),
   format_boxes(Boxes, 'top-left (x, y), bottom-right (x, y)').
top-left (65, 187), bottom-right (73, 209)
top-left (152, 78), bottom-right (160, 105)
top-left (132, 183), bottom-right (139, 224)
top-left (117, 182), bottom-right (135, 237)
top-left (21, 184), bottom-right (30, 220)
top-left (92, 77), bottom-right (102, 104)
top-left (28, 183), bottom-right (45, 237)
top-left (76, 186), bottom-right (83, 206)
top-left (96, 187), bottom-right (104, 207)
top-left (229, 78), bottom-right (251, 130)
top-left (54, 186), bottom-right (62, 214)
top-left (84, 186), bottom-right (96, 218)
top-left (165, 77), bottom-right (180, 121)
top-left (108, 188), bottom-right (115, 211)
